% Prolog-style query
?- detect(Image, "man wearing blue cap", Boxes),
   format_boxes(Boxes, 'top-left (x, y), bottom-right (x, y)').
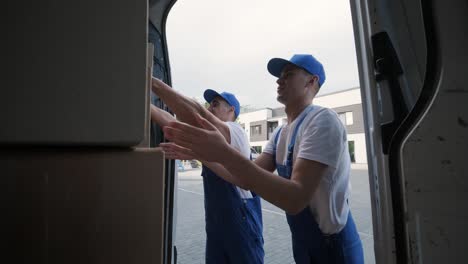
top-left (149, 78), bottom-right (264, 264)
top-left (161, 54), bottom-right (364, 263)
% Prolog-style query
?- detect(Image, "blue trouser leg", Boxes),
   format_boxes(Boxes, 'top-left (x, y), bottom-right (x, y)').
top-left (205, 201), bottom-right (264, 264)
top-left (203, 166), bottom-right (264, 264)
top-left (317, 213), bottom-right (364, 264)
top-left (289, 212), bottom-right (364, 264)
top-left (291, 237), bottom-right (312, 263)
top-left (224, 235), bottom-right (264, 264)
top-left (225, 202), bottom-right (264, 263)
top-left (332, 212), bottom-right (364, 264)
top-left (205, 224), bottom-right (264, 264)
top-left (206, 233), bottom-right (263, 264)
top-left (205, 234), bottom-right (227, 264)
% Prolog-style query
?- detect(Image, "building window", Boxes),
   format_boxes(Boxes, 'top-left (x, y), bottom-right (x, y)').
top-left (268, 122), bottom-right (278, 133)
top-left (338, 113), bottom-right (346, 125)
top-left (348, 141), bottom-right (356, 163)
top-left (250, 125), bottom-right (261, 137)
top-left (267, 121), bottom-right (278, 140)
top-left (251, 146), bottom-right (262, 153)
top-left (338, 111), bottom-right (354, 126)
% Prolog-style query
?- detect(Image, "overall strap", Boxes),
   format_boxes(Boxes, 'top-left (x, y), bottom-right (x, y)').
top-left (273, 105), bottom-right (314, 166)
top-left (272, 126), bottom-right (283, 163)
top-left (285, 106), bottom-right (314, 166)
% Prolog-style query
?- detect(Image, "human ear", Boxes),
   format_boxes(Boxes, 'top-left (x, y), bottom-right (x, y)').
top-left (309, 75), bottom-right (319, 86)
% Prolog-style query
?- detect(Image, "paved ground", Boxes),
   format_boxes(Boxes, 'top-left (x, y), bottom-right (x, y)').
top-left (174, 164), bottom-right (375, 264)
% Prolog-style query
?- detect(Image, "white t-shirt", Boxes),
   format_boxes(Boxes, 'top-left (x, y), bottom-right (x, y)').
top-left (226, 122), bottom-right (253, 199)
top-left (263, 105), bottom-right (351, 234)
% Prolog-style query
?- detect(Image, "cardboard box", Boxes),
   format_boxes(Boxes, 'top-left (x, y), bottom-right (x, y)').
top-left (2, 148), bottom-right (165, 264)
top-left (137, 43), bottom-right (155, 148)
top-left (2, 0), bottom-right (148, 146)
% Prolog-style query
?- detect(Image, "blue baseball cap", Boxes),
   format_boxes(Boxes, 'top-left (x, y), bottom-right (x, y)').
top-left (203, 89), bottom-right (241, 118)
top-left (267, 54), bottom-right (326, 87)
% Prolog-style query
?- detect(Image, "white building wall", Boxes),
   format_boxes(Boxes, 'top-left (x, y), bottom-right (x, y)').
top-left (238, 109), bottom-right (272, 142)
top-left (238, 109), bottom-right (271, 124)
top-left (347, 133), bottom-right (368, 164)
top-left (267, 117), bottom-right (287, 126)
top-left (315, 88), bottom-right (361, 108)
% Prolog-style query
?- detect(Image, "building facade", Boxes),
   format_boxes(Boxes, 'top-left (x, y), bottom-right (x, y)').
top-left (238, 87), bottom-right (368, 164)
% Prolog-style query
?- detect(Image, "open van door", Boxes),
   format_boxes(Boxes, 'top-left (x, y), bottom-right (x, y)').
top-left (350, 0), bottom-right (468, 262)
top-left (149, 0), bottom-right (179, 263)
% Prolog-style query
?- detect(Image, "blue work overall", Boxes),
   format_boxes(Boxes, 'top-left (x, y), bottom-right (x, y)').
top-left (273, 106), bottom-right (364, 264)
top-left (202, 166), bottom-right (264, 264)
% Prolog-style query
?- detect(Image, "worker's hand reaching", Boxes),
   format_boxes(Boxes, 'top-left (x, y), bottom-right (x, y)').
top-left (160, 142), bottom-right (196, 161)
top-left (163, 114), bottom-right (230, 163)
top-left (151, 77), bottom-right (168, 93)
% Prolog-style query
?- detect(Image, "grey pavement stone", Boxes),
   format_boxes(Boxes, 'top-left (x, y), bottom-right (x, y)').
top-left (175, 167), bottom-right (375, 264)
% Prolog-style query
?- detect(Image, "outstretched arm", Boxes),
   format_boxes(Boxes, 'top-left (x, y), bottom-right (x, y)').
top-left (163, 115), bottom-right (328, 215)
top-left (151, 78), bottom-right (231, 142)
top-left (150, 104), bottom-right (175, 127)
top-left (160, 142), bottom-right (250, 189)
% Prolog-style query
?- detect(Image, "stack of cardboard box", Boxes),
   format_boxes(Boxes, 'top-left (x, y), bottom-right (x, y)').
top-left (2, 1), bottom-right (167, 262)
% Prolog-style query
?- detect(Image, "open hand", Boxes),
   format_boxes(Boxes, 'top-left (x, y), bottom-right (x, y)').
top-left (151, 77), bottom-right (171, 93)
top-left (160, 142), bottom-right (196, 160)
top-left (163, 114), bottom-right (231, 163)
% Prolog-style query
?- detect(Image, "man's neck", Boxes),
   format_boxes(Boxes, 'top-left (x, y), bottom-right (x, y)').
top-left (285, 100), bottom-right (312, 124)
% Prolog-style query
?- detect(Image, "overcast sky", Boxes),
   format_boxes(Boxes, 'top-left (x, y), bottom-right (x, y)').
top-left (166, 0), bottom-right (359, 109)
